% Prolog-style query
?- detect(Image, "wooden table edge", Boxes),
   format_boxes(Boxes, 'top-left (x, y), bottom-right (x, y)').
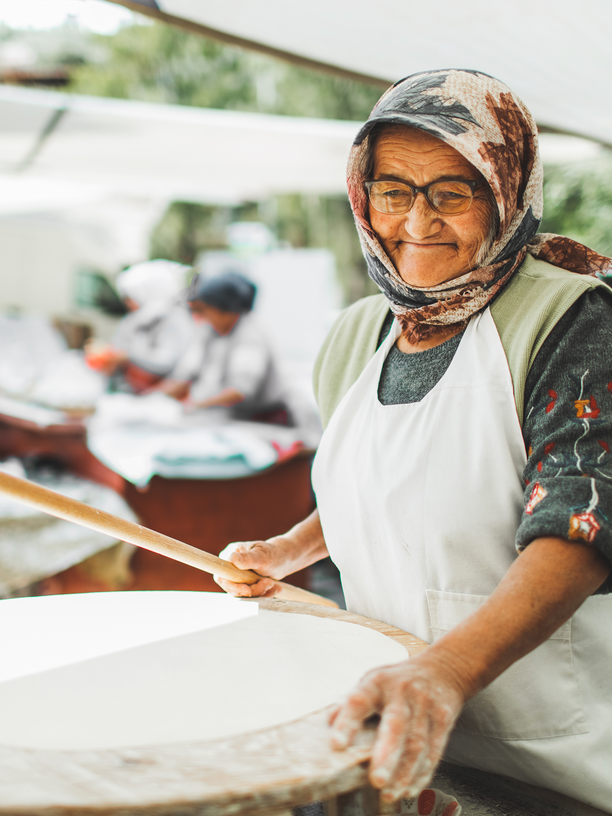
top-left (257, 597), bottom-right (429, 656)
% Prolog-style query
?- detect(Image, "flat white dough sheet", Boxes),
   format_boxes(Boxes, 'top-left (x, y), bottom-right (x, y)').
top-left (0, 591), bottom-right (407, 751)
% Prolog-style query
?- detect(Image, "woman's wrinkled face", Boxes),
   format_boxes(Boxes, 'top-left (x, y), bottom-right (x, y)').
top-left (369, 126), bottom-right (495, 287)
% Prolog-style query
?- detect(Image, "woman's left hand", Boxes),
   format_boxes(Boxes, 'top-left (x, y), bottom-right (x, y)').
top-left (328, 653), bottom-right (465, 802)
top-left (329, 538), bottom-right (612, 803)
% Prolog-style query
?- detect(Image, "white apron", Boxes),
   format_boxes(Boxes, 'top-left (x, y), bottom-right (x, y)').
top-left (312, 308), bottom-right (612, 812)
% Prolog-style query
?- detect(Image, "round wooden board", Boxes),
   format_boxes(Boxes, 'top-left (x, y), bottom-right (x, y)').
top-left (0, 597), bottom-right (428, 816)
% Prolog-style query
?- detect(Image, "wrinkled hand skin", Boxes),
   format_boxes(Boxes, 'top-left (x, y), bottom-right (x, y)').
top-left (329, 653), bottom-right (464, 802)
top-left (214, 538), bottom-right (289, 598)
top-left (214, 510), bottom-right (329, 599)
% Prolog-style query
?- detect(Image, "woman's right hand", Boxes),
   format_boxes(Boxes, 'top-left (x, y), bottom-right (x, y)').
top-left (214, 510), bottom-right (330, 599)
top-left (214, 537), bottom-right (294, 598)
top-left (84, 342), bottom-right (126, 376)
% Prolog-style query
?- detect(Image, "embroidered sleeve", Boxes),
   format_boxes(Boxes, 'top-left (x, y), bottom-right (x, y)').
top-left (518, 288), bottom-right (612, 592)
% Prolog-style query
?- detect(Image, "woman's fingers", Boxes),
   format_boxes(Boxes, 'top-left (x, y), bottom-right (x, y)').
top-left (369, 701), bottom-right (417, 791)
top-left (214, 539), bottom-right (291, 598)
top-left (213, 574), bottom-right (279, 598)
top-left (329, 676), bottom-right (382, 749)
top-left (229, 543), bottom-right (276, 574)
top-left (376, 710), bottom-right (452, 802)
top-left (219, 540), bottom-right (280, 575)
top-left (375, 690), bottom-right (460, 801)
top-left (372, 710), bottom-right (434, 800)
top-left (329, 659), bottom-right (464, 802)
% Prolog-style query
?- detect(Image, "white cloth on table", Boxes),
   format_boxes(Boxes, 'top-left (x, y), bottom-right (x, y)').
top-left (0, 314), bottom-right (65, 400)
top-left (29, 350), bottom-right (105, 410)
top-left (0, 396), bottom-right (64, 427)
top-left (87, 393), bottom-right (306, 486)
top-left (0, 315), bottom-right (104, 410)
top-left (0, 459), bottom-right (137, 597)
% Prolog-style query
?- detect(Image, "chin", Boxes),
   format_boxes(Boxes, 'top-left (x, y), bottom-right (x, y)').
top-left (397, 266), bottom-right (451, 288)
top-left (395, 252), bottom-right (467, 287)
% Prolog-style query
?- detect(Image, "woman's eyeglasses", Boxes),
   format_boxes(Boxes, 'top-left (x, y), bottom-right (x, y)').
top-left (365, 178), bottom-right (479, 216)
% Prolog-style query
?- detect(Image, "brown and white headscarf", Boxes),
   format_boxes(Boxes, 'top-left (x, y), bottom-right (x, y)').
top-left (347, 69), bottom-right (612, 341)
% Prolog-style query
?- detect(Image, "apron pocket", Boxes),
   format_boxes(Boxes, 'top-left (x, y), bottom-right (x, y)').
top-left (426, 589), bottom-right (589, 741)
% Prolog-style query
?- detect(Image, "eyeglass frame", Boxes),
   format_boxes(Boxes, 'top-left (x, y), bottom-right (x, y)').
top-left (364, 178), bottom-right (480, 216)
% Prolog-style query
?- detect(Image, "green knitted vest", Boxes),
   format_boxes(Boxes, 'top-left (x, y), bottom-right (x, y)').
top-left (313, 255), bottom-right (609, 428)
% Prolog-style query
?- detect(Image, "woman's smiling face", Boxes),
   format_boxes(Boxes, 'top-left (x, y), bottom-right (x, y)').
top-left (368, 126), bottom-right (495, 288)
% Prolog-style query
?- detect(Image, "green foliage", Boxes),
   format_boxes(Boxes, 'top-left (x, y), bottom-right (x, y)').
top-left (149, 202), bottom-right (229, 264)
top-left (542, 157), bottom-right (612, 256)
top-left (70, 24), bottom-right (252, 109)
top-left (0, 21), bottom-right (95, 70)
top-left (70, 20), bottom-right (612, 299)
top-left (148, 195), bottom-right (377, 303)
top-left (267, 194), bottom-right (378, 300)
top-left (68, 22), bottom-right (381, 120)
top-left (69, 21), bottom-right (384, 302)
top-left (13, 17), bottom-right (612, 302)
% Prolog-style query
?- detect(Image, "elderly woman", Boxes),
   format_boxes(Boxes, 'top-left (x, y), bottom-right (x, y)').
top-left (216, 71), bottom-right (612, 809)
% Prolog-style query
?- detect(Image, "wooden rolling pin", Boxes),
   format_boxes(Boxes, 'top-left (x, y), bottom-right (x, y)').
top-left (0, 471), bottom-right (338, 608)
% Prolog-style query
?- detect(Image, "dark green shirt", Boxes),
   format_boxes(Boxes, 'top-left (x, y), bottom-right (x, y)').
top-left (377, 289), bottom-right (612, 588)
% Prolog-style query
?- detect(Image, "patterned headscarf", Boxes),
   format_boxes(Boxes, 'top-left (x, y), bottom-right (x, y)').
top-left (347, 69), bottom-right (612, 341)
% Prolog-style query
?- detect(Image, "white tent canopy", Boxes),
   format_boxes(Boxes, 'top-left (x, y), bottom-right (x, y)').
top-left (0, 85), bottom-right (361, 316)
top-left (0, 83), bottom-right (601, 216)
top-left (0, 84), bottom-right (362, 212)
top-left (111, 0), bottom-right (612, 146)
top-left (0, 82), bottom-right (594, 302)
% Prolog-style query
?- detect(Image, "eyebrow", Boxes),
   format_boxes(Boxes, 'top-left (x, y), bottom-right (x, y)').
top-left (373, 173), bottom-right (479, 184)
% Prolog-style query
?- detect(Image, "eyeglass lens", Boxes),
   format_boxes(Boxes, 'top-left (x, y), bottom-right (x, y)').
top-left (368, 180), bottom-right (474, 215)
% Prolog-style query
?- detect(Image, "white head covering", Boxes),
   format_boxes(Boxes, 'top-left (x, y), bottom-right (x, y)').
top-left (115, 260), bottom-right (188, 307)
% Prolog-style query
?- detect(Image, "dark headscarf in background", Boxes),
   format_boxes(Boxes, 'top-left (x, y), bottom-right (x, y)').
top-left (347, 69), bottom-right (612, 341)
top-left (188, 271), bottom-right (256, 313)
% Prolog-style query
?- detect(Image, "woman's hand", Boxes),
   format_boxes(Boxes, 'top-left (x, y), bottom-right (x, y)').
top-left (329, 653), bottom-right (464, 802)
top-left (329, 536), bottom-right (610, 803)
top-left (214, 537), bottom-right (295, 598)
top-left (185, 387), bottom-right (245, 411)
top-left (214, 510), bottom-right (330, 598)
top-left (84, 342), bottom-right (127, 376)
top-left (152, 379), bottom-right (190, 400)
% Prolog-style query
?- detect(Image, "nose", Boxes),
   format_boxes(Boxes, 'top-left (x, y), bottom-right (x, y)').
top-left (401, 193), bottom-right (442, 239)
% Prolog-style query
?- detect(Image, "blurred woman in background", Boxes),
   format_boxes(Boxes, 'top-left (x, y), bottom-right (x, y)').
top-left (86, 259), bottom-right (194, 393)
top-left (160, 271), bottom-right (293, 425)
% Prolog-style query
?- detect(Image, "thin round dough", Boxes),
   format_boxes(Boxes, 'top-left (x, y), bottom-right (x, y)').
top-left (0, 592), bottom-right (407, 751)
